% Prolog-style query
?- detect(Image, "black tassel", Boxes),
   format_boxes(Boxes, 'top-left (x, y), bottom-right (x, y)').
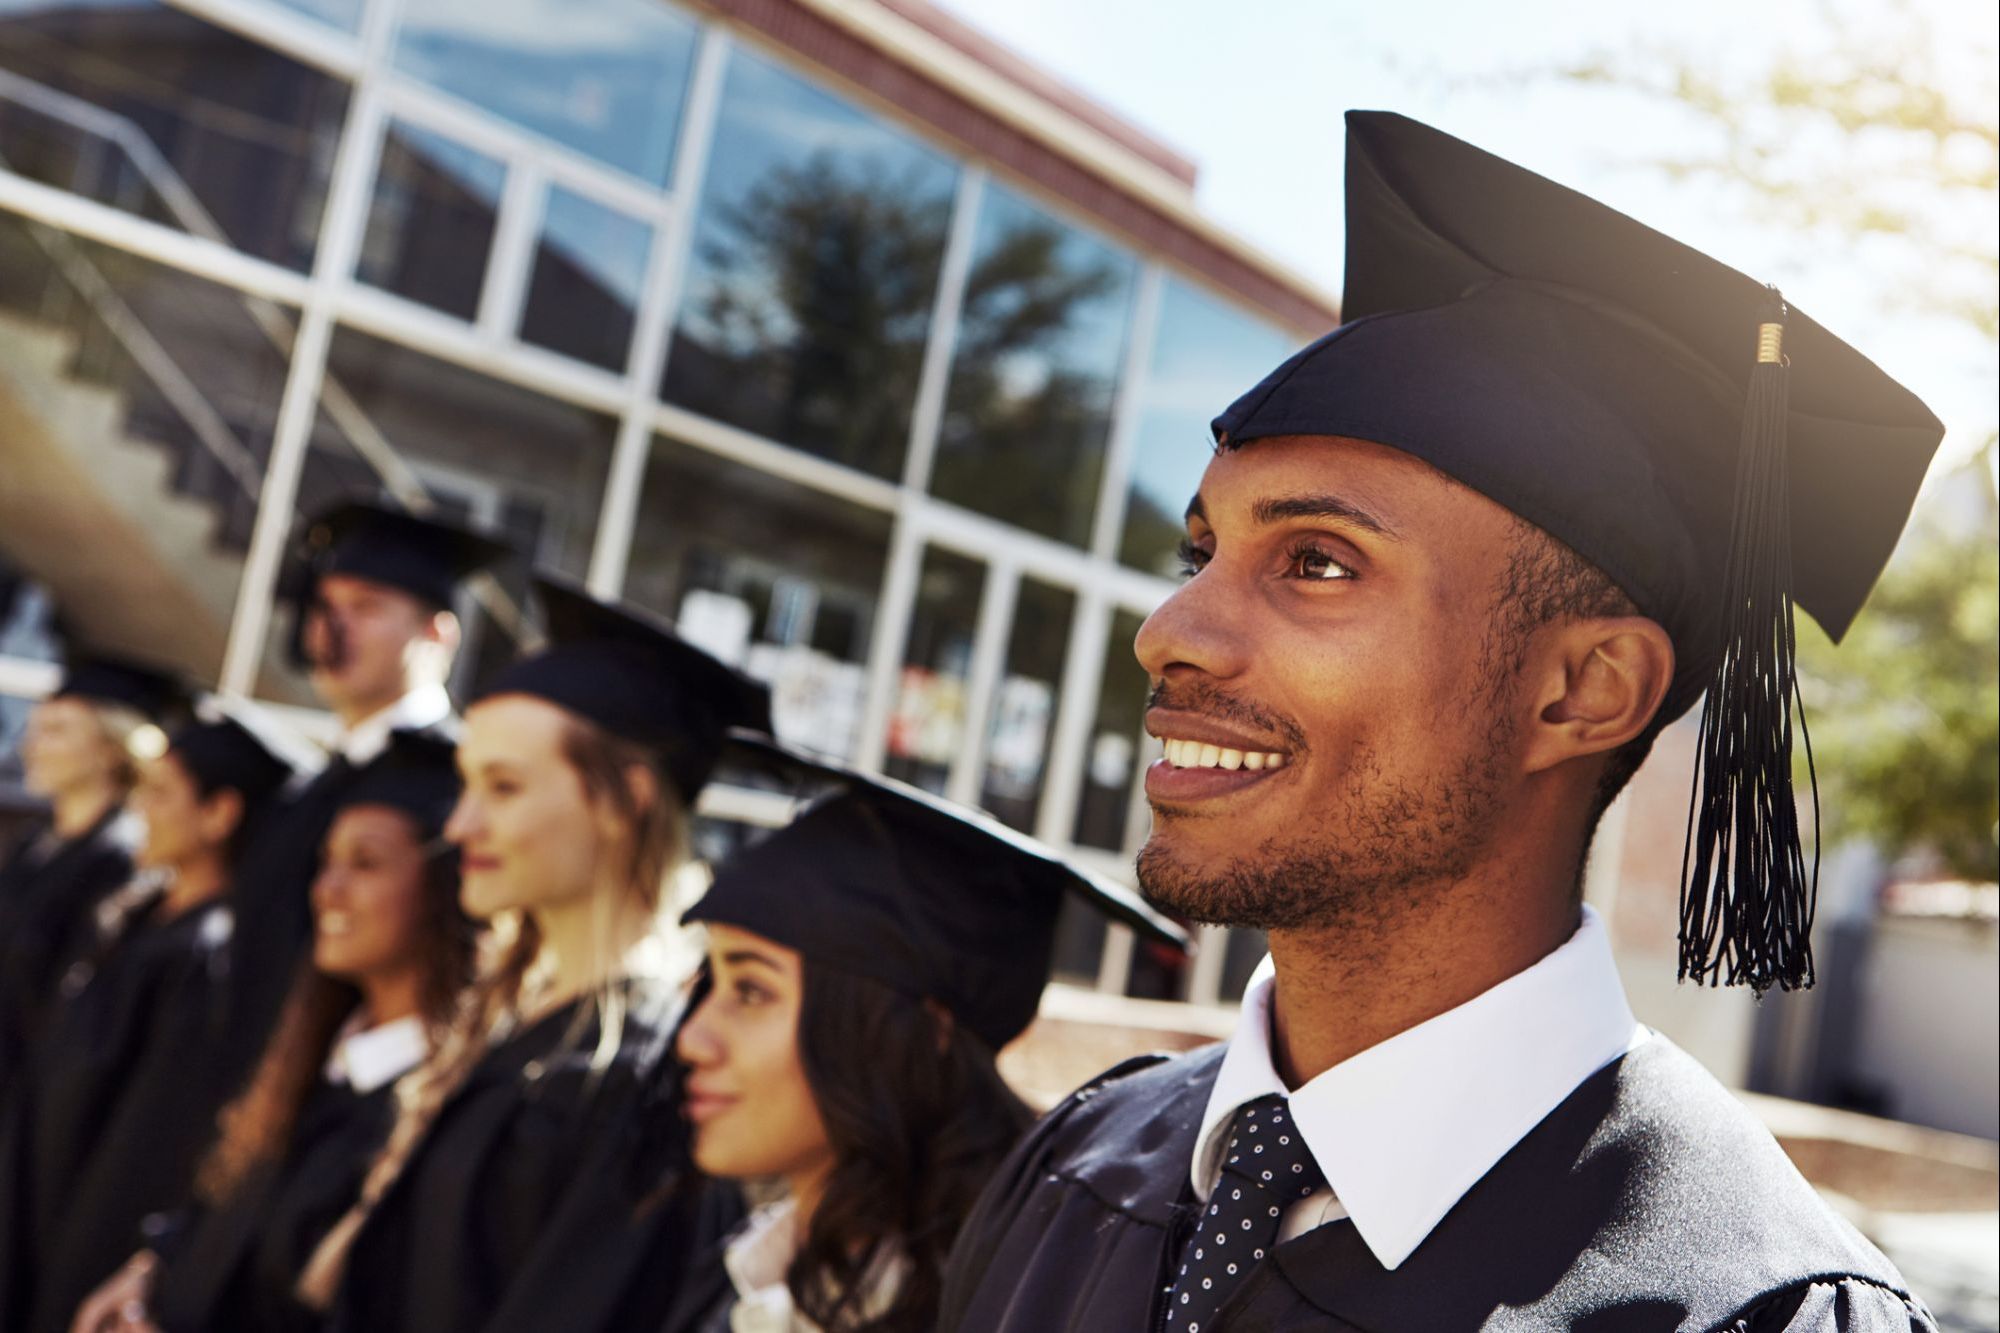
top-left (1679, 289), bottom-right (1820, 994)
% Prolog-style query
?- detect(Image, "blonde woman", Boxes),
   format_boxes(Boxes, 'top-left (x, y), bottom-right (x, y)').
top-left (299, 575), bottom-right (767, 1332)
top-left (0, 655), bottom-right (184, 1079)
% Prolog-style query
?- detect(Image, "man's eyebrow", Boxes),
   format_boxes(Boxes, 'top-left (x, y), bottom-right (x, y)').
top-left (1250, 493), bottom-right (1400, 539)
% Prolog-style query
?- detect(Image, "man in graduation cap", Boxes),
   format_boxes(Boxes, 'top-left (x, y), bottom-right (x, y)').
top-left (938, 114), bottom-right (1942, 1331)
top-left (223, 499), bottom-right (510, 1071)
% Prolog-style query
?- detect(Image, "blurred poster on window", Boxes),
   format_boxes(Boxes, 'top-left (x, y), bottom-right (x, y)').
top-left (985, 675), bottom-right (1053, 799)
top-left (888, 666), bottom-right (964, 767)
top-left (677, 588), bottom-right (754, 667)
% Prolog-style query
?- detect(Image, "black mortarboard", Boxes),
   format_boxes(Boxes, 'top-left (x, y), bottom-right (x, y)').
top-left (53, 652), bottom-right (191, 724)
top-left (332, 730), bottom-right (461, 840)
top-left (684, 732), bottom-right (1189, 1049)
top-left (1212, 113), bottom-right (1944, 992)
top-left (284, 499), bottom-right (512, 667)
top-left (169, 697), bottom-right (318, 807)
top-left (475, 574), bottom-right (773, 805)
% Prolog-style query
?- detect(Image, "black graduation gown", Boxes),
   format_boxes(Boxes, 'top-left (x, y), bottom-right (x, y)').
top-left (224, 720), bottom-right (451, 1078)
top-left (0, 808), bottom-right (139, 1082)
top-left (0, 896), bottom-right (244, 1333)
top-left (148, 1077), bottom-right (399, 1333)
top-left (939, 1037), bottom-right (1936, 1333)
top-left (326, 978), bottom-right (741, 1333)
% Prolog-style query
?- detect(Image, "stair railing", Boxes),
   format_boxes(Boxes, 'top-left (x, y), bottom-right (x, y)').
top-left (0, 67), bottom-right (531, 648)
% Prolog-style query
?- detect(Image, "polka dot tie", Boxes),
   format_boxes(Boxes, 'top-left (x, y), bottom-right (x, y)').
top-left (1162, 1095), bottom-right (1323, 1333)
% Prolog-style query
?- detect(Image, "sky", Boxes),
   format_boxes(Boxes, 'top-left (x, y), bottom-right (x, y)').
top-left (935, 0), bottom-right (2000, 483)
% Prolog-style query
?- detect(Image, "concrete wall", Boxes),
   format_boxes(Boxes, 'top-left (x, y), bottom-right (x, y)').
top-left (1846, 914), bottom-right (2000, 1141)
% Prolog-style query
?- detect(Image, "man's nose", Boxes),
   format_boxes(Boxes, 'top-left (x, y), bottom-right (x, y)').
top-left (1135, 564), bottom-right (1252, 683)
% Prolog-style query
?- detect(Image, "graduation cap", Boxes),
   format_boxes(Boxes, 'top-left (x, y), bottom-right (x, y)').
top-left (473, 573), bottom-right (774, 805)
top-left (284, 500), bottom-right (512, 667)
top-left (52, 652), bottom-right (192, 725)
top-left (169, 697), bottom-right (319, 807)
top-left (331, 729), bottom-right (461, 841)
top-left (1212, 112), bottom-right (1944, 992)
top-left (684, 731), bottom-right (1190, 1050)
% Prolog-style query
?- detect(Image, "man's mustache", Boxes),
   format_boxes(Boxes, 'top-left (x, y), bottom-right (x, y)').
top-left (1146, 680), bottom-right (1308, 752)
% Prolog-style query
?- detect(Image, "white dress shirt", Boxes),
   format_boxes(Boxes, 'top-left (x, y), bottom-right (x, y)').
top-left (722, 1197), bottom-right (908, 1333)
top-left (1190, 904), bottom-right (1645, 1271)
top-left (337, 683), bottom-right (451, 767)
top-left (323, 1014), bottom-right (429, 1094)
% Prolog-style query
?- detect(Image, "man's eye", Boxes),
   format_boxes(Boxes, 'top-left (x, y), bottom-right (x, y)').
top-left (1176, 539), bottom-right (1211, 578)
top-left (1286, 541), bottom-right (1354, 582)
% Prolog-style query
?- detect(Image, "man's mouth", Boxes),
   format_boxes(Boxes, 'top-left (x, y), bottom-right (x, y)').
top-left (1158, 739), bottom-right (1289, 772)
top-left (1144, 711), bottom-right (1295, 804)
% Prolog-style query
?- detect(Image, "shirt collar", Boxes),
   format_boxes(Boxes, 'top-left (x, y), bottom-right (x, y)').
top-left (325, 1014), bottom-right (430, 1093)
top-left (724, 1199), bottom-right (803, 1314)
top-left (338, 684), bottom-right (451, 766)
top-left (1191, 904), bottom-right (1643, 1272)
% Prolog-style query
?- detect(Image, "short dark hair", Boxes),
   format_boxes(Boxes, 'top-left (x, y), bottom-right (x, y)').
top-left (1485, 514), bottom-right (1661, 832)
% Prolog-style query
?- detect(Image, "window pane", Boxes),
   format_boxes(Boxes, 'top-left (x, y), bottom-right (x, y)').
top-left (979, 579), bottom-right (1073, 832)
top-left (1072, 609), bottom-right (1151, 851)
top-left (356, 121), bottom-right (505, 321)
top-left (263, 0), bottom-right (364, 30)
top-left (623, 437), bottom-right (893, 761)
top-left (662, 46), bottom-right (958, 478)
top-left (279, 327), bottom-right (618, 695)
top-left (520, 185), bottom-right (650, 372)
top-left (882, 548), bottom-right (986, 795)
top-left (0, 214), bottom-right (301, 697)
top-left (0, 0), bottom-right (347, 271)
top-left (1119, 278), bottom-right (1296, 577)
top-left (932, 184), bottom-right (1137, 546)
top-left (393, 0), bottom-right (696, 186)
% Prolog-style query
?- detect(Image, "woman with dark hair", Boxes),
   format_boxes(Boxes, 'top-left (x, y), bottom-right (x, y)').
top-left (665, 733), bottom-right (1187, 1333)
top-left (297, 575), bottom-right (767, 1333)
top-left (69, 729), bottom-right (473, 1333)
top-left (0, 702), bottom-right (307, 1333)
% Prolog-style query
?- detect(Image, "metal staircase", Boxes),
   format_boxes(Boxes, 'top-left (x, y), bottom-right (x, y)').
top-left (0, 66), bottom-right (528, 697)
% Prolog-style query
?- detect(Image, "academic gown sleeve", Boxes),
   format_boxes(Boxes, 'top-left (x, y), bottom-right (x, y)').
top-left (1726, 1277), bottom-right (1940, 1333)
top-left (149, 1081), bottom-right (398, 1333)
top-left (26, 906), bottom-right (243, 1333)
top-left (940, 1053), bottom-right (1191, 1333)
top-left (327, 983), bottom-right (737, 1333)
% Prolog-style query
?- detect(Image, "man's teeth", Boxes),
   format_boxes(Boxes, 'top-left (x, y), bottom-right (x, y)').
top-left (1160, 739), bottom-right (1288, 771)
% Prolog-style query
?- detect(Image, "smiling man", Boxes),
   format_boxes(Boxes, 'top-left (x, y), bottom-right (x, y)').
top-left (938, 114), bottom-right (1943, 1331)
top-left (221, 500), bottom-right (510, 1080)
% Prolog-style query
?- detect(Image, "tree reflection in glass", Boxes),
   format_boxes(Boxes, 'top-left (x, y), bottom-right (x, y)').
top-left (931, 184), bottom-right (1137, 548)
top-left (1119, 277), bottom-right (1298, 578)
top-left (663, 47), bottom-right (957, 478)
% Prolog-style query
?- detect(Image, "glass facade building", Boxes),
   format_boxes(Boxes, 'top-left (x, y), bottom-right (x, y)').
top-left (0, 0), bottom-right (1334, 1007)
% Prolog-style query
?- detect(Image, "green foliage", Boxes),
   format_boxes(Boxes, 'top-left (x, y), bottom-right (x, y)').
top-left (1557, 1), bottom-right (1999, 877)
top-left (1798, 447), bottom-right (2000, 880)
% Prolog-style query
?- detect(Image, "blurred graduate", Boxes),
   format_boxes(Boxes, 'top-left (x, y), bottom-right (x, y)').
top-left (0, 700), bottom-right (307, 1333)
top-left (0, 654), bottom-right (187, 1080)
top-left (297, 575), bottom-right (766, 1333)
top-left (646, 733), bottom-right (1186, 1333)
top-left (71, 729), bottom-right (473, 1333)
top-left (223, 500), bottom-right (509, 1078)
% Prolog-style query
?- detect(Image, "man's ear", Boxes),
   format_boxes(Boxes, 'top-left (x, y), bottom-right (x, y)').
top-left (428, 608), bottom-right (463, 656)
top-left (1522, 616), bottom-right (1675, 777)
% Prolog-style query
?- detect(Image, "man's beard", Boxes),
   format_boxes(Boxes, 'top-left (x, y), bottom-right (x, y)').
top-left (1136, 730), bottom-right (1512, 933)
